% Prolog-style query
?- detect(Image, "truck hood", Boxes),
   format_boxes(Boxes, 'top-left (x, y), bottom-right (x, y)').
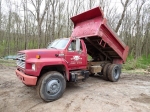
top-left (18, 49), bottom-right (64, 59)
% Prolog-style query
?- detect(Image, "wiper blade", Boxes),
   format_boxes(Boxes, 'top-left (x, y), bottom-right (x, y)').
top-left (50, 47), bottom-right (57, 49)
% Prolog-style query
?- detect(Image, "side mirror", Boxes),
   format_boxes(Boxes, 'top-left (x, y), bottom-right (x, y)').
top-left (76, 38), bottom-right (80, 51)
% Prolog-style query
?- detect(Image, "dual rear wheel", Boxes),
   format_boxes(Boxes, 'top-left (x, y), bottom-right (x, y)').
top-left (103, 64), bottom-right (121, 82)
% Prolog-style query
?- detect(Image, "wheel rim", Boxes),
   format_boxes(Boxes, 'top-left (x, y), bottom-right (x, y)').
top-left (46, 79), bottom-right (61, 95)
top-left (113, 67), bottom-right (120, 79)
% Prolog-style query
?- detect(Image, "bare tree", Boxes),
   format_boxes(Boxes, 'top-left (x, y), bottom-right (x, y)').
top-left (0, 0), bottom-right (150, 59)
top-left (115, 0), bottom-right (132, 33)
top-left (28, 0), bottom-right (50, 48)
top-left (50, 0), bottom-right (58, 40)
top-left (0, 0), bottom-right (2, 31)
top-left (23, 0), bottom-right (28, 49)
top-left (135, 0), bottom-right (146, 58)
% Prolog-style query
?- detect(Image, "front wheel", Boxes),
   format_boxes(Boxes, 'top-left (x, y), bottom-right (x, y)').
top-left (37, 71), bottom-right (66, 102)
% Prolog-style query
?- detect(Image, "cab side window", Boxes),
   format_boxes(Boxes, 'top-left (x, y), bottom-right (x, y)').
top-left (68, 40), bottom-right (82, 51)
top-left (68, 40), bottom-right (76, 51)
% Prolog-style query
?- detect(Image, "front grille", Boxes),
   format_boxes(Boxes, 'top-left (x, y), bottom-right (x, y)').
top-left (17, 53), bottom-right (26, 68)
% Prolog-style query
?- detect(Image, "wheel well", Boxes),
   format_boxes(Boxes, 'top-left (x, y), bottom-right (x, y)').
top-left (39, 65), bottom-right (66, 79)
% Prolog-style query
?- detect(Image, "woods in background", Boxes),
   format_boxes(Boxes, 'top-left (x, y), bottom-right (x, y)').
top-left (0, 0), bottom-right (149, 59)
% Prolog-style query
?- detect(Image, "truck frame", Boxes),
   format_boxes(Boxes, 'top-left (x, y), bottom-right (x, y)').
top-left (15, 7), bottom-right (129, 102)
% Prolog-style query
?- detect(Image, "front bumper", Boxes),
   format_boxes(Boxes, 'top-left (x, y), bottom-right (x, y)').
top-left (15, 69), bottom-right (37, 86)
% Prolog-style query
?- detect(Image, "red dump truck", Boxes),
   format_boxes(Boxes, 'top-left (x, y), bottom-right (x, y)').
top-left (15, 7), bottom-right (129, 102)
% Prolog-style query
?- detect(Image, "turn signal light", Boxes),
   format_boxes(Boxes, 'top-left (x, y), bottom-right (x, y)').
top-left (36, 55), bottom-right (41, 59)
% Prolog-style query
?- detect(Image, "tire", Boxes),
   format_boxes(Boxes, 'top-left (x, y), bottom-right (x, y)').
top-left (108, 64), bottom-right (121, 82)
top-left (102, 63), bottom-right (111, 81)
top-left (37, 71), bottom-right (66, 102)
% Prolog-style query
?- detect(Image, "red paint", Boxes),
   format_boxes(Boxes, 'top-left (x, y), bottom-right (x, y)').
top-left (16, 69), bottom-right (37, 85)
top-left (15, 7), bottom-right (129, 85)
top-left (71, 7), bottom-right (129, 63)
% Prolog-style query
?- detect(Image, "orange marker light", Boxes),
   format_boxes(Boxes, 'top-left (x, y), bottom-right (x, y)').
top-left (36, 55), bottom-right (41, 59)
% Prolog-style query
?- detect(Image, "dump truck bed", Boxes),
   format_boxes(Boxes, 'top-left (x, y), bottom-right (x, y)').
top-left (71, 7), bottom-right (129, 63)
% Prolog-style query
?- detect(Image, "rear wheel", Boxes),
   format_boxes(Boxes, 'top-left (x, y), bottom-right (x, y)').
top-left (102, 63), bottom-right (111, 81)
top-left (108, 64), bottom-right (121, 82)
top-left (37, 71), bottom-right (66, 102)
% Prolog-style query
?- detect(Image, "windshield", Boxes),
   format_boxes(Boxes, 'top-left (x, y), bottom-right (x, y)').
top-left (47, 38), bottom-right (69, 49)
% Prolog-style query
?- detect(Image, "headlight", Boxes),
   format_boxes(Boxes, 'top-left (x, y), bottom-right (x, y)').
top-left (32, 64), bottom-right (35, 70)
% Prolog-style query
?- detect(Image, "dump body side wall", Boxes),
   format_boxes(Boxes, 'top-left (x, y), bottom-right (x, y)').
top-left (71, 7), bottom-right (129, 63)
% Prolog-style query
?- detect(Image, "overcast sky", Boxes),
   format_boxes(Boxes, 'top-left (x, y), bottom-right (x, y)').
top-left (2, 0), bottom-right (124, 15)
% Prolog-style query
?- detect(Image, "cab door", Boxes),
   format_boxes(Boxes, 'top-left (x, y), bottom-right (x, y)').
top-left (65, 39), bottom-right (87, 70)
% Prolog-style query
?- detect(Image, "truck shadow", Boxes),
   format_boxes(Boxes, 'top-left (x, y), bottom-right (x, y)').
top-left (65, 75), bottom-right (105, 92)
top-left (66, 82), bottom-right (82, 90)
top-left (89, 74), bottom-right (105, 80)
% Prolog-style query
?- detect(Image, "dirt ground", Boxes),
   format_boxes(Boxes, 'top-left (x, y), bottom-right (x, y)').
top-left (0, 66), bottom-right (150, 112)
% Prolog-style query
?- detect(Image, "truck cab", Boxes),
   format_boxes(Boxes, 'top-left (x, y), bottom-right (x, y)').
top-left (15, 7), bottom-right (129, 102)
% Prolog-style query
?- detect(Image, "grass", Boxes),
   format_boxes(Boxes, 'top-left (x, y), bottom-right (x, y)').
top-left (123, 55), bottom-right (150, 71)
top-left (0, 59), bottom-right (16, 67)
top-left (122, 68), bottom-right (146, 74)
top-left (88, 55), bottom-right (92, 61)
